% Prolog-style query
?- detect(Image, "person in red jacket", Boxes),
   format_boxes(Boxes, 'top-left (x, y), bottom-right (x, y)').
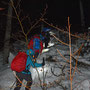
top-left (28, 28), bottom-right (51, 59)
top-left (28, 34), bottom-right (44, 59)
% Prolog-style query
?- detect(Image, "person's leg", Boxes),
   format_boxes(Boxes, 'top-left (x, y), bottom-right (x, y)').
top-left (14, 72), bottom-right (23, 90)
top-left (24, 74), bottom-right (32, 90)
top-left (45, 42), bottom-right (48, 48)
top-left (14, 78), bottom-right (22, 90)
top-left (25, 81), bottom-right (32, 90)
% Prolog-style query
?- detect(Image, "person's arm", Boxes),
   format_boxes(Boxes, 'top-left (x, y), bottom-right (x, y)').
top-left (34, 63), bottom-right (42, 67)
top-left (26, 49), bottom-right (45, 68)
top-left (28, 56), bottom-right (45, 68)
top-left (29, 56), bottom-right (42, 67)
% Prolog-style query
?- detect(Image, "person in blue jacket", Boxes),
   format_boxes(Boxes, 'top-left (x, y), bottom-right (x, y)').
top-left (14, 49), bottom-right (45, 90)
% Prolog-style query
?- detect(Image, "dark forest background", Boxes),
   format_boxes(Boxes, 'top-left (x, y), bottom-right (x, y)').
top-left (0, 0), bottom-right (90, 64)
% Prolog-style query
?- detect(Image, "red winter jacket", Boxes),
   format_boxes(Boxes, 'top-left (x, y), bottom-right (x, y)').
top-left (28, 35), bottom-right (43, 53)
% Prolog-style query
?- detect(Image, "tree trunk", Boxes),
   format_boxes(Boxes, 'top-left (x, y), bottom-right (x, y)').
top-left (79, 0), bottom-right (85, 32)
top-left (3, 2), bottom-right (13, 64)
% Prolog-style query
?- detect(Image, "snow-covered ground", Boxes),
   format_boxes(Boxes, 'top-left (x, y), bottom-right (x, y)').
top-left (0, 37), bottom-right (90, 90)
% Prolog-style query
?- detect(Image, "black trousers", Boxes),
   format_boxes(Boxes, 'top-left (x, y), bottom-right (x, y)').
top-left (14, 72), bottom-right (32, 90)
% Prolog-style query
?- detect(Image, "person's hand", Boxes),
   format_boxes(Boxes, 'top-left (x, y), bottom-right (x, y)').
top-left (42, 57), bottom-right (45, 66)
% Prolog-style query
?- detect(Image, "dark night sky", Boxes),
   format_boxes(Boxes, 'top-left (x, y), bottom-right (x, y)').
top-left (0, 0), bottom-right (90, 49)
top-left (0, 0), bottom-right (90, 32)
top-left (20, 0), bottom-right (90, 32)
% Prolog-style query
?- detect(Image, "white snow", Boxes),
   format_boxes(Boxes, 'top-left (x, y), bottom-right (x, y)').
top-left (0, 37), bottom-right (90, 90)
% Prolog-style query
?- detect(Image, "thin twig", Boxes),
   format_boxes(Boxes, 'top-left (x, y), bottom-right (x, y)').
top-left (41, 19), bottom-right (90, 41)
top-left (68, 16), bottom-right (72, 90)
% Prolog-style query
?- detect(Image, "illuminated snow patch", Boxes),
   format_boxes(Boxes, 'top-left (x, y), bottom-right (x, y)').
top-left (30, 65), bottom-right (51, 81)
top-left (42, 49), bottom-right (49, 53)
top-left (49, 31), bottom-right (55, 35)
top-left (8, 52), bottom-right (15, 64)
top-left (47, 42), bottom-right (54, 47)
top-left (75, 80), bottom-right (90, 90)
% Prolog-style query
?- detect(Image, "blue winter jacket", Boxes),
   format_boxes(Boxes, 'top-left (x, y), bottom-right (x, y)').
top-left (22, 49), bottom-right (42, 74)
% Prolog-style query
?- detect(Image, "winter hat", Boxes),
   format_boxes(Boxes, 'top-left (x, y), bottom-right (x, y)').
top-left (42, 27), bottom-right (51, 32)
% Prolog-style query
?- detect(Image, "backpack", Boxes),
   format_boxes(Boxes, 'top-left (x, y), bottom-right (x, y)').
top-left (28, 35), bottom-right (43, 53)
top-left (11, 52), bottom-right (27, 72)
top-left (33, 38), bottom-right (40, 50)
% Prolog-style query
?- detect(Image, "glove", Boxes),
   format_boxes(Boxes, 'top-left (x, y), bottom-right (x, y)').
top-left (42, 57), bottom-right (45, 66)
